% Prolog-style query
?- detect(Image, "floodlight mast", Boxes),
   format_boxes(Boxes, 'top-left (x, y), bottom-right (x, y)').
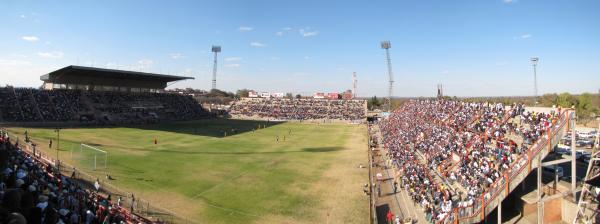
top-left (211, 46), bottom-right (221, 90)
top-left (531, 57), bottom-right (539, 103)
top-left (381, 41), bottom-right (394, 112)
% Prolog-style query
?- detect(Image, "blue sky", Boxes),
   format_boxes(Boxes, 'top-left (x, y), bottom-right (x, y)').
top-left (1, 0), bottom-right (598, 97)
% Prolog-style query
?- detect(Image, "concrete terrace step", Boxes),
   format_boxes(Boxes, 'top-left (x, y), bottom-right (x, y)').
top-left (414, 150), bottom-right (458, 194)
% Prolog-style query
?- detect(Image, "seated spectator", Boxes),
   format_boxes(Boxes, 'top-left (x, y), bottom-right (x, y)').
top-left (229, 98), bottom-right (366, 121)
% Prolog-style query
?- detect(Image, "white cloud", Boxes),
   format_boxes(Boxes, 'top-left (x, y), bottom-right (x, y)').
top-left (105, 62), bottom-right (117, 68)
top-left (250, 42), bottom-right (266, 48)
top-left (37, 51), bottom-right (64, 59)
top-left (520, 34), bottom-right (532, 39)
top-left (276, 27), bottom-right (294, 36)
top-left (304, 56), bottom-right (311, 60)
top-left (0, 59), bottom-right (32, 66)
top-left (0, 57), bottom-right (59, 87)
top-left (299, 29), bottom-right (319, 37)
top-left (225, 63), bottom-right (240, 68)
top-left (22, 36), bottom-right (39, 42)
top-left (503, 0), bottom-right (516, 3)
top-left (225, 57), bottom-right (242, 62)
top-left (183, 68), bottom-right (194, 75)
top-left (169, 53), bottom-right (184, 59)
top-left (138, 58), bottom-right (154, 66)
top-left (441, 70), bottom-right (449, 74)
top-left (125, 59), bottom-right (155, 71)
top-left (20, 14), bottom-right (26, 19)
top-left (238, 26), bottom-right (253, 32)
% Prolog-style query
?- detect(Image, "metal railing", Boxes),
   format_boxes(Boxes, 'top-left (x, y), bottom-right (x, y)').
top-left (438, 109), bottom-right (572, 223)
top-left (3, 130), bottom-right (193, 223)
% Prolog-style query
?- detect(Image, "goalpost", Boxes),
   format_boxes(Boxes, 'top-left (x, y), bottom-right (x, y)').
top-left (75, 143), bottom-right (108, 171)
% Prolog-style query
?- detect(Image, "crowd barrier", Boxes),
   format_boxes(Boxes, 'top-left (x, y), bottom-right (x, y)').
top-left (3, 130), bottom-right (195, 223)
top-left (437, 109), bottom-right (571, 223)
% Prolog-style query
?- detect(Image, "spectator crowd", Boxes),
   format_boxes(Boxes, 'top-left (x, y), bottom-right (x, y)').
top-left (0, 87), bottom-right (209, 124)
top-left (0, 130), bottom-right (152, 223)
top-left (379, 99), bottom-right (561, 223)
top-left (229, 98), bottom-right (366, 121)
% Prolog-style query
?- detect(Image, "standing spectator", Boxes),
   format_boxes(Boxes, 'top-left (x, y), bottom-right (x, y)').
top-left (94, 178), bottom-right (100, 193)
top-left (386, 210), bottom-right (394, 224)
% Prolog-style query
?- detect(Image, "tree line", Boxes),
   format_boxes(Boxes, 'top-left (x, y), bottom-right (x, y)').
top-left (367, 93), bottom-right (600, 120)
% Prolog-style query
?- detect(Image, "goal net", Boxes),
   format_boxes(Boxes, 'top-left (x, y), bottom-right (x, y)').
top-left (72, 143), bottom-right (108, 172)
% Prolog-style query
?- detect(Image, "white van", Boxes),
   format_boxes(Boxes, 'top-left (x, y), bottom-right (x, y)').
top-left (577, 130), bottom-right (597, 139)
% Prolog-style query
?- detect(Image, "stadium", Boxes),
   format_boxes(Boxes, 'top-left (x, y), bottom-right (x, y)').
top-left (1, 1), bottom-right (600, 224)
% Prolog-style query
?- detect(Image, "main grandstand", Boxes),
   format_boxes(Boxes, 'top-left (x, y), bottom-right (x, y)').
top-left (1, 66), bottom-right (209, 125)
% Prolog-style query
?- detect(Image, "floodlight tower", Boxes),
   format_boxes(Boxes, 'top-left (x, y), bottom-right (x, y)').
top-left (211, 45), bottom-right (221, 90)
top-left (381, 41), bottom-right (394, 112)
top-left (352, 72), bottom-right (357, 98)
top-left (530, 57), bottom-right (539, 103)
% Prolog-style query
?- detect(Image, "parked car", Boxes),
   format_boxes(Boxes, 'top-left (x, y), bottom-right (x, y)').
top-left (560, 175), bottom-right (584, 184)
top-left (584, 153), bottom-right (592, 164)
top-left (580, 139), bottom-right (594, 148)
top-left (543, 166), bottom-right (564, 178)
top-left (577, 150), bottom-right (589, 161)
top-left (554, 145), bottom-right (569, 155)
top-left (566, 150), bottom-right (585, 160)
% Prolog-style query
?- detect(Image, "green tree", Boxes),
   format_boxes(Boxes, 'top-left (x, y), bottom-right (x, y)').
top-left (368, 96), bottom-right (382, 110)
top-left (540, 93), bottom-right (558, 107)
top-left (209, 89), bottom-right (235, 98)
top-left (556, 92), bottom-right (576, 108)
top-left (576, 93), bottom-right (593, 117)
top-left (235, 89), bottom-right (253, 98)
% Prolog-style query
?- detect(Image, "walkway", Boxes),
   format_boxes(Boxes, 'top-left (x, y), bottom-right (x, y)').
top-left (371, 124), bottom-right (428, 224)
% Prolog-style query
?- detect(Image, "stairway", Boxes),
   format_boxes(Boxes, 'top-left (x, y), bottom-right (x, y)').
top-left (27, 89), bottom-right (45, 122)
top-left (11, 87), bottom-right (25, 121)
top-left (442, 109), bottom-right (574, 223)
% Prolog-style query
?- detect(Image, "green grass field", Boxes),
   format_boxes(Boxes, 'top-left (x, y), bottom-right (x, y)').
top-left (6, 119), bottom-right (369, 224)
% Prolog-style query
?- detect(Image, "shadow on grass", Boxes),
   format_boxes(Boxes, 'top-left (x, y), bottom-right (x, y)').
top-left (6, 119), bottom-right (285, 138)
top-left (134, 119), bottom-right (286, 138)
top-left (126, 146), bottom-right (346, 155)
top-left (302, 147), bottom-right (343, 152)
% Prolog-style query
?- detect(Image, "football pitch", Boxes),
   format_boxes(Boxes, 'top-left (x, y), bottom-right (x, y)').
top-left (5, 119), bottom-right (369, 224)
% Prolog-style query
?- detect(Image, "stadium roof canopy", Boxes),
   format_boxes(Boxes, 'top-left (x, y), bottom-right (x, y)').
top-left (40, 65), bottom-right (194, 92)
